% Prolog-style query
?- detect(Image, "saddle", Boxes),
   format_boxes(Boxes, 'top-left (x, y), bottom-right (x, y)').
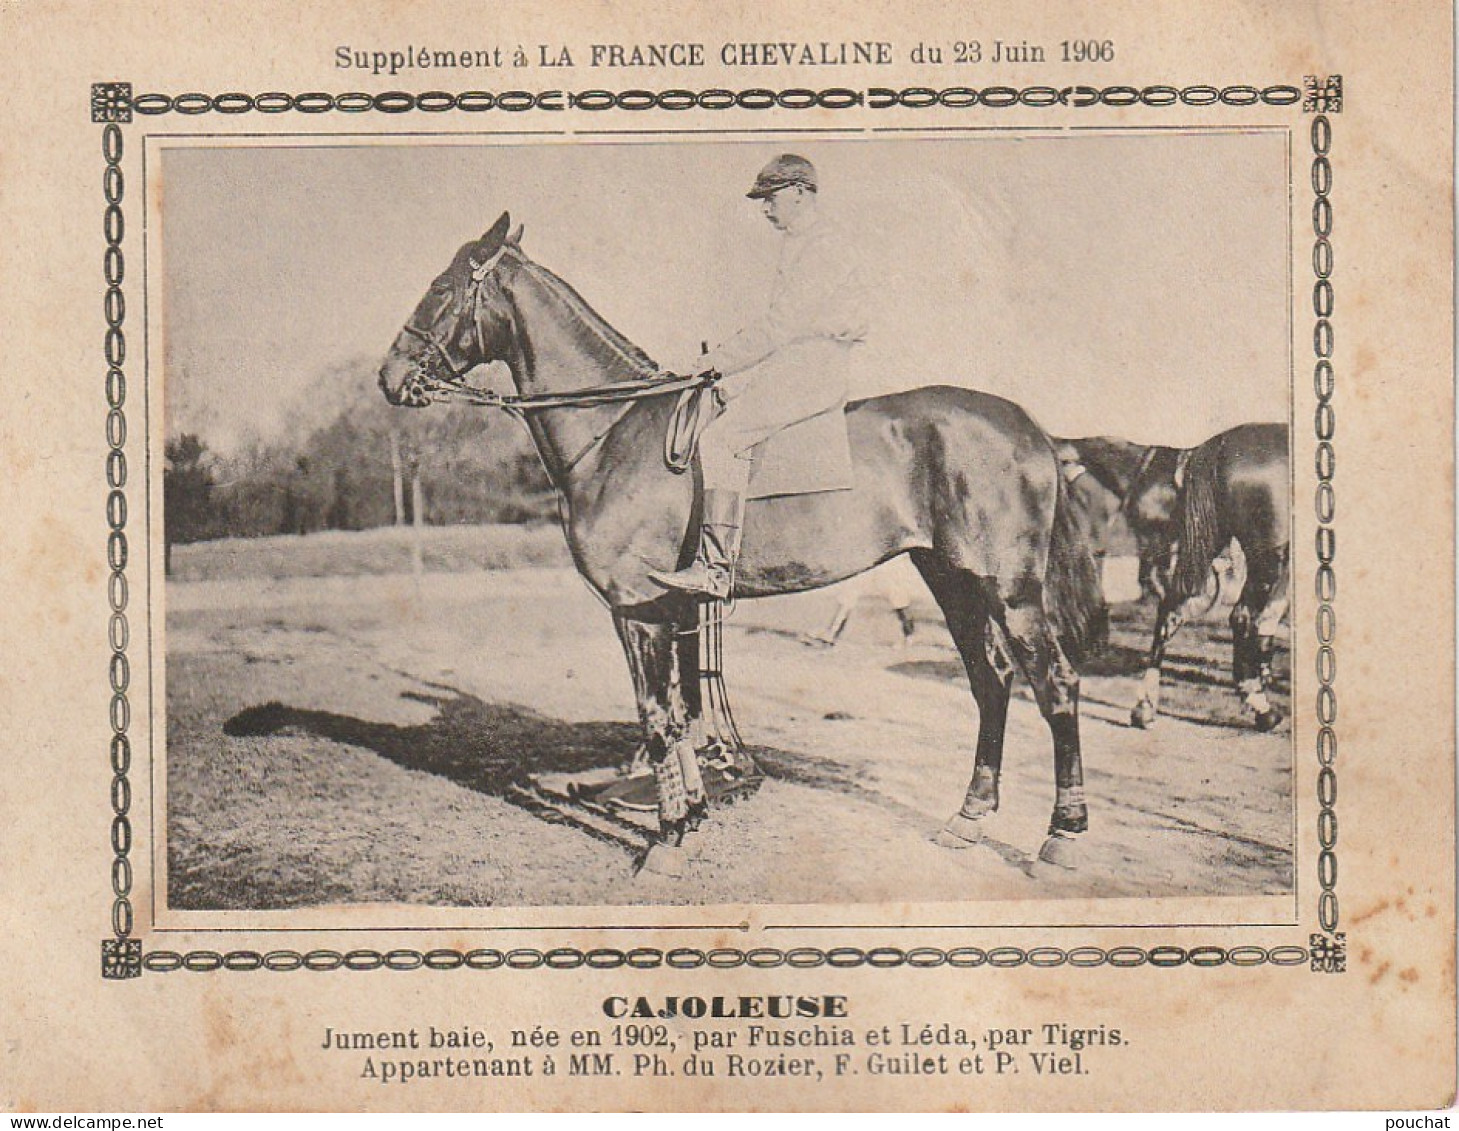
top-left (663, 383), bottom-right (855, 500)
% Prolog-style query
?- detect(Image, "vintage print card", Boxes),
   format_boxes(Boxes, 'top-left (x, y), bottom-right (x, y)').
top-left (0, 0), bottom-right (1453, 1113)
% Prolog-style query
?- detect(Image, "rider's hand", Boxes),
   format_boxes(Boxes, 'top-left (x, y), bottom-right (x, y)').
top-left (672, 348), bottom-right (719, 382)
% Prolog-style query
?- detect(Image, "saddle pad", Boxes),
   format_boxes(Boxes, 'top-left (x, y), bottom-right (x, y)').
top-left (746, 407), bottom-right (855, 499)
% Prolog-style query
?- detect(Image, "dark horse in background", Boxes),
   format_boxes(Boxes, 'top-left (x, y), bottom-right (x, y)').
top-left (378, 213), bottom-right (1107, 875)
top-left (1064, 425), bottom-right (1291, 731)
top-left (1056, 438), bottom-right (1184, 604)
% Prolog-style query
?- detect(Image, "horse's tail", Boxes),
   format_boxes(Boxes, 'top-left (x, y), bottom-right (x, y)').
top-left (1170, 445), bottom-right (1226, 603)
top-left (1045, 473), bottom-right (1109, 665)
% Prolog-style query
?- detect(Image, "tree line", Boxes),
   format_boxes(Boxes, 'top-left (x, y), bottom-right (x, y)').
top-left (163, 358), bottom-right (553, 572)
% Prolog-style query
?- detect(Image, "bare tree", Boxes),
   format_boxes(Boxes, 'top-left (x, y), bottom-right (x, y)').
top-left (163, 433), bottom-right (215, 575)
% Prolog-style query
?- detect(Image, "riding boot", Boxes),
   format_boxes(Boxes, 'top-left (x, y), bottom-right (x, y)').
top-left (649, 489), bottom-right (744, 599)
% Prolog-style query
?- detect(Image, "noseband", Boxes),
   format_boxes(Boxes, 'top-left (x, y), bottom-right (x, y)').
top-left (398, 319), bottom-right (479, 406)
top-left (401, 320), bottom-right (475, 382)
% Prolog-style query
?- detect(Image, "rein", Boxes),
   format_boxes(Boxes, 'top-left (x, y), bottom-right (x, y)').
top-left (416, 365), bottom-right (721, 477)
top-left (425, 368), bottom-right (713, 413)
top-left (395, 242), bottom-right (721, 477)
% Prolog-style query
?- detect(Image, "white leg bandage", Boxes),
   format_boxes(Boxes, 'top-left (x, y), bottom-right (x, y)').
top-left (1238, 678), bottom-right (1273, 714)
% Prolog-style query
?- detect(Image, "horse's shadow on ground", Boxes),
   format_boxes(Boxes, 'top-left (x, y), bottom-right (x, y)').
top-left (226, 689), bottom-right (658, 852)
top-left (226, 689), bottom-right (636, 790)
top-left (223, 688), bottom-right (920, 858)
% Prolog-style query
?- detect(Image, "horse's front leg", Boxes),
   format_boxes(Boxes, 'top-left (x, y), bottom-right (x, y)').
top-left (613, 608), bottom-right (705, 877)
top-left (1131, 588), bottom-right (1200, 728)
top-left (610, 608), bottom-right (707, 779)
top-left (610, 616), bottom-right (651, 777)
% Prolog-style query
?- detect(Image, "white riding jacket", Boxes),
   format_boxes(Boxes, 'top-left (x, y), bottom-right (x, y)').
top-left (702, 212), bottom-right (871, 406)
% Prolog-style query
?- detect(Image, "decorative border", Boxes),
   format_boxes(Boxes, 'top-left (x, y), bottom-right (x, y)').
top-left (135, 943), bottom-right (1313, 974)
top-left (96, 80), bottom-right (1341, 977)
top-left (101, 120), bottom-right (139, 980)
top-left (90, 82), bottom-right (1307, 118)
top-left (1307, 78), bottom-right (1344, 975)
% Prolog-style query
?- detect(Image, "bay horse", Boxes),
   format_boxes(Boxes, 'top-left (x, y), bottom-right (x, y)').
top-left (377, 213), bottom-right (1107, 875)
top-left (1064, 425), bottom-right (1290, 731)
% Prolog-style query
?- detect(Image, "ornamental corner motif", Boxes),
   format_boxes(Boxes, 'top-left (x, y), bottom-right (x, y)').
top-left (92, 82), bottom-right (134, 124)
top-left (1303, 75), bottom-right (1343, 114)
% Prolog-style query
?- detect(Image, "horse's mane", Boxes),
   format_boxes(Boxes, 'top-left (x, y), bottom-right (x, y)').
top-left (516, 256), bottom-right (660, 381)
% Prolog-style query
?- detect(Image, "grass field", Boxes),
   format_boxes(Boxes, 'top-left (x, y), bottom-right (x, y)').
top-left (170, 522), bottom-right (570, 583)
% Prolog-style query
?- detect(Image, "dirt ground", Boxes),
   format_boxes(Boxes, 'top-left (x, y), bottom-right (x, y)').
top-left (164, 552), bottom-right (1294, 912)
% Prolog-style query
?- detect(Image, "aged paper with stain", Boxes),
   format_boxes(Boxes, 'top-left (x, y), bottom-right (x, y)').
top-left (0, 0), bottom-right (1453, 1112)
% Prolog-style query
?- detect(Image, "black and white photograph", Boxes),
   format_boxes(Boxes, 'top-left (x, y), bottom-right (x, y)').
top-left (157, 134), bottom-right (1295, 914)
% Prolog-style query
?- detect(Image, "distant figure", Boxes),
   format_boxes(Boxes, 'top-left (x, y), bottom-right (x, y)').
top-left (809, 557), bottom-right (921, 648)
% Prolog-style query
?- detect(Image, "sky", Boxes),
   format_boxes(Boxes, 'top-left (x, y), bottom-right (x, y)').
top-left (158, 131), bottom-right (1290, 452)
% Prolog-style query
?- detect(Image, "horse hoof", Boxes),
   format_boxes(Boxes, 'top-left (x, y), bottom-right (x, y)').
top-left (933, 813), bottom-right (986, 849)
top-left (1254, 709), bottom-right (1282, 733)
top-left (1130, 700), bottom-right (1158, 729)
top-left (638, 843), bottom-right (687, 879)
top-left (1036, 833), bottom-right (1080, 871)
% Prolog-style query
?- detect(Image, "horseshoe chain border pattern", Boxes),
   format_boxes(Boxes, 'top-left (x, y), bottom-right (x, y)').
top-left (94, 81), bottom-right (1340, 978)
top-left (137, 944), bottom-right (1311, 973)
top-left (1309, 112), bottom-right (1342, 970)
top-left (101, 121), bottom-right (140, 981)
top-left (91, 83), bottom-right (1307, 119)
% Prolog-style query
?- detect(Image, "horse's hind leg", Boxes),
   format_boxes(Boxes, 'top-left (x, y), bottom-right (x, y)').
top-left (911, 553), bottom-right (1012, 848)
top-left (1231, 546), bottom-right (1290, 731)
top-left (613, 609), bottom-right (706, 877)
top-left (993, 581), bottom-right (1087, 870)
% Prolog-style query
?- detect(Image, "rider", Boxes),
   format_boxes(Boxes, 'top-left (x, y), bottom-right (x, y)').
top-left (650, 154), bottom-right (872, 599)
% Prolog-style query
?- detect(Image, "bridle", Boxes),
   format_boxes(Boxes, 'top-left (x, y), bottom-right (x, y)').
top-left (400, 320), bottom-right (476, 385)
top-left (394, 250), bottom-right (500, 407)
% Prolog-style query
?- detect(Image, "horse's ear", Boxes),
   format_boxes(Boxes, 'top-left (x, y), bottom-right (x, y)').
top-left (480, 212), bottom-right (511, 253)
top-left (507, 223), bottom-right (524, 248)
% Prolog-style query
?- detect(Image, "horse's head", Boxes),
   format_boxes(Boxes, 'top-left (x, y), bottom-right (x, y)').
top-left (379, 211), bottom-right (523, 406)
top-left (1124, 452), bottom-right (1184, 599)
top-left (1064, 437), bottom-right (1183, 599)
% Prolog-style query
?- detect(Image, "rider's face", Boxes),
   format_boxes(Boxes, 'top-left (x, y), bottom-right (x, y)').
top-left (761, 185), bottom-right (806, 230)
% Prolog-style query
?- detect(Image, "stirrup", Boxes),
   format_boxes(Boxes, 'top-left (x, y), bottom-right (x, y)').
top-left (648, 560), bottom-right (731, 600)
